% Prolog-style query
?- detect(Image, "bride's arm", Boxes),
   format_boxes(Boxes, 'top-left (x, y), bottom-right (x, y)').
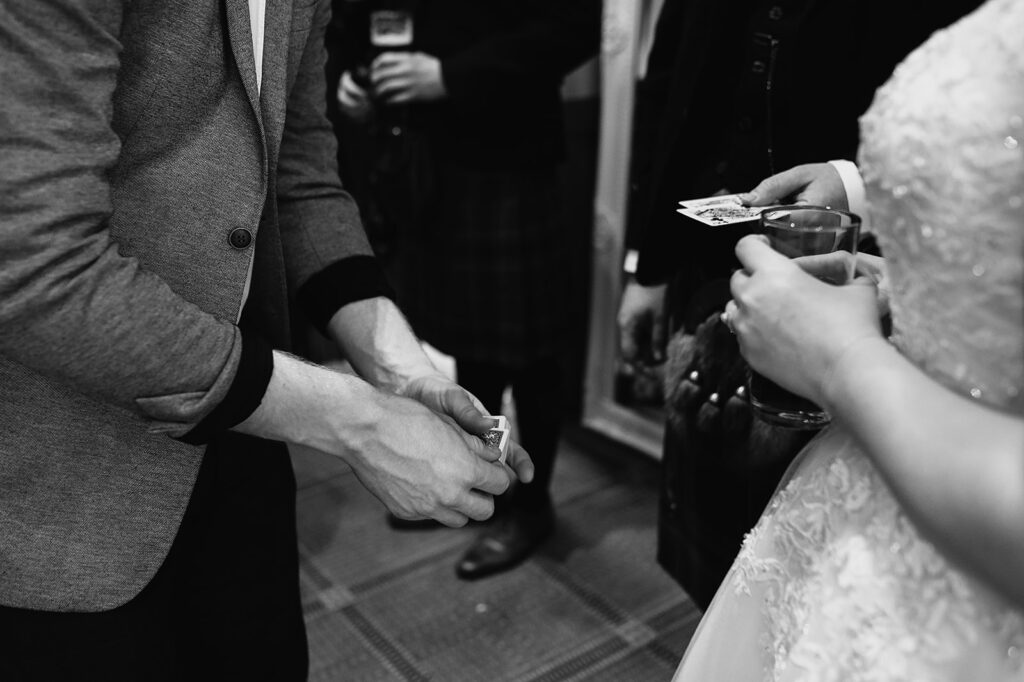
top-left (729, 235), bottom-right (1024, 608)
top-left (823, 336), bottom-right (1024, 609)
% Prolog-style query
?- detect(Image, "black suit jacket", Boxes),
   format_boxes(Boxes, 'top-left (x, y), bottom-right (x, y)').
top-left (632, 0), bottom-right (983, 289)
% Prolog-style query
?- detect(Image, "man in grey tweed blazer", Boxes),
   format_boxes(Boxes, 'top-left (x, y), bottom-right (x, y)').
top-left (0, 0), bottom-right (532, 678)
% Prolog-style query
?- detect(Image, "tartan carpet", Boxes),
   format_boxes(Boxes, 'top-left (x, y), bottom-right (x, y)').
top-left (293, 430), bottom-right (700, 681)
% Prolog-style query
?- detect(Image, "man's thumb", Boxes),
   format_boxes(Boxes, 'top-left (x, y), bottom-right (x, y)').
top-left (739, 167), bottom-right (806, 206)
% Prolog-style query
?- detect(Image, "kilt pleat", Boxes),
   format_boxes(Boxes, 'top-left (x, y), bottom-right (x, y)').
top-left (395, 158), bottom-right (570, 367)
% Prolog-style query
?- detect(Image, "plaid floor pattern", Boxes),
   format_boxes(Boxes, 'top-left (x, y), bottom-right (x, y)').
top-left (293, 429), bottom-right (700, 682)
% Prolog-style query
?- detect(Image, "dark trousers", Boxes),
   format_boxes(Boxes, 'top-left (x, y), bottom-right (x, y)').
top-left (456, 356), bottom-right (563, 510)
top-left (0, 433), bottom-right (308, 681)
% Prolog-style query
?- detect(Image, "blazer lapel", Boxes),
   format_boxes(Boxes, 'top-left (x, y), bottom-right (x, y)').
top-left (224, 0), bottom-right (263, 124)
top-left (259, 0), bottom-right (293, 167)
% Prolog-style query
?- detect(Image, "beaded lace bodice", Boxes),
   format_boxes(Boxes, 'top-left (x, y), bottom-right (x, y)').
top-left (729, 1), bottom-right (1024, 679)
top-left (861, 0), bottom-right (1023, 413)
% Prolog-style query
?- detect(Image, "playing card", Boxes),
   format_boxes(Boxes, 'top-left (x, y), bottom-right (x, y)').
top-left (483, 415), bottom-right (508, 431)
top-left (482, 427), bottom-right (510, 464)
top-left (676, 193), bottom-right (765, 227)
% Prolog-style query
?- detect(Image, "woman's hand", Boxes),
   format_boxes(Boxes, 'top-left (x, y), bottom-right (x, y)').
top-left (337, 70), bottom-right (374, 122)
top-left (726, 235), bottom-right (884, 406)
top-left (371, 52), bottom-right (447, 104)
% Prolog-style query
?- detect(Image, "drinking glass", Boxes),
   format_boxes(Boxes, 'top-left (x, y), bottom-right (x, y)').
top-left (748, 205), bottom-right (861, 429)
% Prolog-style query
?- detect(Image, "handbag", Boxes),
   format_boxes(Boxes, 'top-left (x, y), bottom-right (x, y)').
top-left (662, 297), bottom-right (815, 475)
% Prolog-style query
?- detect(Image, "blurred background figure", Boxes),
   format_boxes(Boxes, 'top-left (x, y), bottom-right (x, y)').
top-left (329, 0), bottom-right (601, 580)
top-left (617, 0), bottom-right (981, 608)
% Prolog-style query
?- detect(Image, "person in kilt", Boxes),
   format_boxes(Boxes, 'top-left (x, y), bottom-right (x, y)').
top-left (334, 0), bottom-right (601, 578)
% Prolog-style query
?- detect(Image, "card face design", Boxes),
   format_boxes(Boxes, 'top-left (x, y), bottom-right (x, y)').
top-left (482, 425), bottom-right (510, 464)
top-left (677, 194), bottom-right (764, 226)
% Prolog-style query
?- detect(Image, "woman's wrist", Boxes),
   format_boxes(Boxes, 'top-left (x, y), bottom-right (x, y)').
top-left (818, 335), bottom-right (898, 416)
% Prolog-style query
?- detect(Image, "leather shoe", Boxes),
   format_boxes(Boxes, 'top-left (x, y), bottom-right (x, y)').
top-left (455, 504), bottom-right (554, 580)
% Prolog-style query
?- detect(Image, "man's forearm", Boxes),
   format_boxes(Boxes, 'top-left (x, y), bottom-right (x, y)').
top-left (326, 296), bottom-right (440, 392)
top-left (234, 349), bottom-right (381, 455)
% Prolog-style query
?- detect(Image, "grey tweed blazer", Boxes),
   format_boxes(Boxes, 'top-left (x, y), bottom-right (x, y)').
top-left (0, 0), bottom-right (373, 611)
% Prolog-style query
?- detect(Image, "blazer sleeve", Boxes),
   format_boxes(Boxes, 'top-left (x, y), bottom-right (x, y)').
top-left (279, 0), bottom-right (395, 334)
top-left (440, 0), bottom-right (602, 104)
top-left (0, 0), bottom-right (256, 435)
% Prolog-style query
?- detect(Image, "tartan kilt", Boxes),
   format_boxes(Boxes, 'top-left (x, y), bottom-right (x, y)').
top-left (393, 159), bottom-right (570, 368)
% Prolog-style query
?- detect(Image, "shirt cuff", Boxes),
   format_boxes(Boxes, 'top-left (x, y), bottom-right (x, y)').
top-left (828, 159), bottom-right (871, 234)
top-left (177, 331), bottom-right (274, 445)
top-left (296, 254), bottom-right (397, 336)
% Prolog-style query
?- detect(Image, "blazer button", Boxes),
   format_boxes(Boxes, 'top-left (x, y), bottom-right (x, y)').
top-left (228, 227), bottom-right (253, 249)
top-left (768, 5), bottom-right (783, 20)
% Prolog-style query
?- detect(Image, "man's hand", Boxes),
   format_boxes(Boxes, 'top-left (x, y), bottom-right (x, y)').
top-left (739, 163), bottom-right (848, 209)
top-left (398, 373), bottom-right (535, 485)
top-left (370, 52), bottom-right (447, 104)
top-left (337, 70), bottom-right (373, 122)
top-left (235, 352), bottom-right (522, 527)
top-left (347, 389), bottom-right (517, 527)
top-left (617, 281), bottom-right (668, 369)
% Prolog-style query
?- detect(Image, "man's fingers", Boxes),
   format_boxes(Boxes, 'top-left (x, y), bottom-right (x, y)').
top-left (370, 65), bottom-right (407, 85)
top-left (471, 457), bottom-right (513, 496)
top-left (458, 491), bottom-right (496, 523)
top-left (442, 386), bottom-right (492, 436)
top-left (384, 90), bottom-right (415, 104)
top-left (503, 441), bottom-right (535, 484)
top-left (340, 71), bottom-right (367, 98)
top-left (739, 166), bottom-right (812, 206)
top-left (373, 77), bottom-right (409, 98)
top-left (432, 508), bottom-right (470, 528)
top-left (370, 52), bottom-right (406, 70)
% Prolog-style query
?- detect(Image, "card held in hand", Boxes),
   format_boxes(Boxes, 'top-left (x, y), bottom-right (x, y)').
top-left (484, 415), bottom-right (508, 431)
top-left (482, 420), bottom-right (510, 465)
top-left (676, 193), bottom-right (765, 227)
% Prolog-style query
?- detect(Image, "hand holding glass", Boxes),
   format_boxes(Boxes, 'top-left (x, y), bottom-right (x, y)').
top-left (748, 206), bottom-right (861, 429)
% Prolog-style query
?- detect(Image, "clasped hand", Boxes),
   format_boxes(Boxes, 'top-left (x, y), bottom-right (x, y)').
top-left (337, 51), bottom-right (446, 120)
top-left (362, 372), bottom-right (532, 527)
top-left (727, 236), bottom-right (886, 408)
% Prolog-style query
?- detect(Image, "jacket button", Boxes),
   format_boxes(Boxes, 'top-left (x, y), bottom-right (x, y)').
top-left (228, 227), bottom-right (253, 249)
top-left (769, 5), bottom-right (783, 20)
top-left (751, 60), bottom-right (766, 74)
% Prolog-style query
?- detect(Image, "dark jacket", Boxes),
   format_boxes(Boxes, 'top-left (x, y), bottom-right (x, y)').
top-left (633, 0), bottom-right (984, 288)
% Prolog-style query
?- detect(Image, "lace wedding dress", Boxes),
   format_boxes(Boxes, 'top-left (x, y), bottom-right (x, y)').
top-left (672, 0), bottom-right (1024, 679)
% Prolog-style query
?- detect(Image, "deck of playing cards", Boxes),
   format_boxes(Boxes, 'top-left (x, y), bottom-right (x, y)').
top-left (481, 415), bottom-right (510, 464)
top-left (677, 194), bottom-right (765, 227)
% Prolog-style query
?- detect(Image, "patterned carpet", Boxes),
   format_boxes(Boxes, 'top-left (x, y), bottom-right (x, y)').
top-left (292, 428), bottom-right (700, 681)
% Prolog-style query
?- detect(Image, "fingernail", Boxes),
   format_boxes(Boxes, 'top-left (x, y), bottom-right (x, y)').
top-left (739, 192), bottom-right (757, 203)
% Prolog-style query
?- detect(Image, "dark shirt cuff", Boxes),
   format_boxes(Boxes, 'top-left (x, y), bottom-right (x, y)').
top-left (178, 331), bottom-right (274, 445)
top-left (296, 255), bottom-right (396, 336)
